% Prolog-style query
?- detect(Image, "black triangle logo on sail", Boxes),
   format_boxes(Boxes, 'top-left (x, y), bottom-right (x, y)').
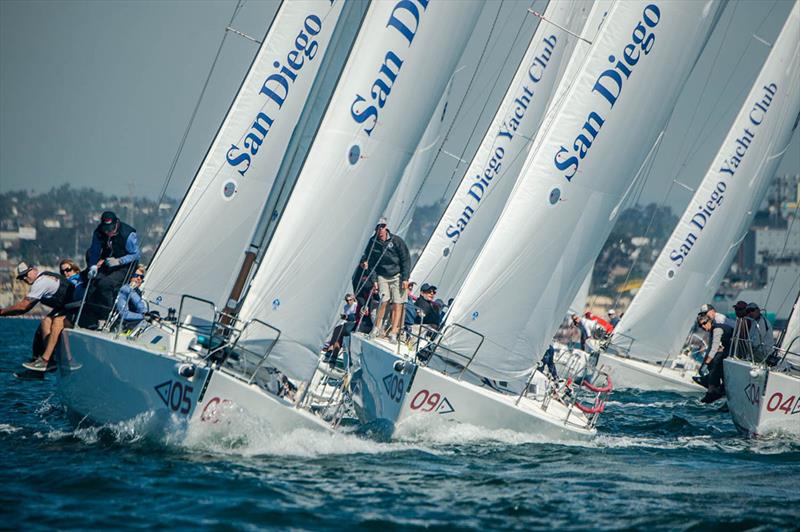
top-left (155, 380), bottom-right (172, 406)
top-left (436, 397), bottom-right (454, 415)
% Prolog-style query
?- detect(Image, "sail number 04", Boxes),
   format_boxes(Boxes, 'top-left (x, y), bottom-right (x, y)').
top-left (765, 393), bottom-right (800, 415)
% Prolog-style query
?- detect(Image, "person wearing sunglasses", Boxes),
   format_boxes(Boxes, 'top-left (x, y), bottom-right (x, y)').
top-left (113, 265), bottom-right (149, 330)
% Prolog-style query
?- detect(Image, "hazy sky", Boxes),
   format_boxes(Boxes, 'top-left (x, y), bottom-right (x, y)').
top-left (1, 0), bottom-right (798, 212)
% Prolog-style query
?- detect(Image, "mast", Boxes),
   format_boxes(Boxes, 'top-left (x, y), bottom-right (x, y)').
top-left (145, 0), bottom-right (365, 312)
top-left (613, 1), bottom-right (800, 363)
top-left (443, 0), bottom-right (725, 382)
top-left (236, 0), bottom-right (485, 382)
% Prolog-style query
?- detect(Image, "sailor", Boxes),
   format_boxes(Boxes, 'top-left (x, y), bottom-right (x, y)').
top-left (360, 217), bottom-right (410, 342)
top-left (414, 283), bottom-right (442, 329)
top-left (537, 344), bottom-right (559, 380)
top-left (697, 314), bottom-right (733, 403)
top-left (0, 262), bottom-right (75, 372)
top-left (607, 309), bottom-right (620, 328)
top-left (745, 302), bottom-right (773, 362)
top-left (113, 265), bottom-right (149, 330)
top-left (700, 303), bottom-right (735, 328)
top-left (570, 312), bottom-right (603, 352)
top-left (82, 211), bottom-right (141, 326)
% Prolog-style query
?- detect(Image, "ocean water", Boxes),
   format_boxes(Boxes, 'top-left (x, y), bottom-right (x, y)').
top-left (2, 319), bottom-right (798, 530)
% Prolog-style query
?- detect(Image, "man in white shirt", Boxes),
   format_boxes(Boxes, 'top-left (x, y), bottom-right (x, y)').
top-left (0, 262), bottom-right (75, 371)
top-left (700, 303), bottom-right (736, 328)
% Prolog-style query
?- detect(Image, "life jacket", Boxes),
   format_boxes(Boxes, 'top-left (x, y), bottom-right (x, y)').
top-left (37, 272), bottom-right (75, 310)
top-left (712, 322), bottom-right (734, 356)
top-left (94, 222), bottom-right (136, 270)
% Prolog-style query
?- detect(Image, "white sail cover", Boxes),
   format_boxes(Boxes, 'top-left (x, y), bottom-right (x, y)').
top-left (146, 0), bottom-right (355, 311)
top-left (237, 0), bottom-right (484, 382)
top-left (410, 0), bottom-right (595, 298)
top-left (443, 0), bottom-right (724, 381)
top-left (383, 80), bottom-right (453, 237)
top-left (613, 1), bottom-right (800, 364)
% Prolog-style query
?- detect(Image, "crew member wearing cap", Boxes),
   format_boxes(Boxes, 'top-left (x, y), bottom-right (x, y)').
top-left (0, 262), bottom-right (75, 371)
top-left (360, 217), bottom-right (410, 342)
top-left (607, 309), bottom-right (620, 328)
top-left (745, 302), bottom-right (773, 362)
top-left (82, 211), bottom-right (140, 326)
top-left (697, 314), bottom-right (733, 403)
top-left (414, 284), bottom-right (442, 329)
top-left (700, 303), bottom-right (735, 328)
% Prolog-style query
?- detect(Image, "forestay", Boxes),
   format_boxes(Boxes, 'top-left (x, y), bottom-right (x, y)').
top-left (613, 1), bottom-right (800, 364)
top-left (237, 0), bottom-right (484, 382)
top-left (411, 0), bottom-right (595, 299)
top-left (444, 0), bottom-right (724, 381)
top-left (146, 0), bottom-right (358, 311)
top-left (383, 79), bottom-right (453, 237)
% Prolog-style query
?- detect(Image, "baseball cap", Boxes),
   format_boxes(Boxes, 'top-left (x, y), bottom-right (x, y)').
top-left (375, 217), bottom-right (388, 229)
top-left (100, 211), bottom-right (119, 232)
top-left (746, 302), bottom-right (760, 311)
top-left (15, 261), bottom-right (34, 280)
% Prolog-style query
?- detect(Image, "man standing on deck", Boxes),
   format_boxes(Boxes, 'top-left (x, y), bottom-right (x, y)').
top-left (82, 211), bottom-right (140, 326)
top-left (360, 218), bottom-right (410, 343)
top-left (697, 314), bottom-right (733, 403)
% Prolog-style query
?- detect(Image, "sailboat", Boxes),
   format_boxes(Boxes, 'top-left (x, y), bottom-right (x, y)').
top-left (55, 0), bottom-right (484, 432)
top-left (725, 287), bottom-right (800, 437)
top-left (352, 0), bottom-right (724, 439)
top-left (598, 0), bottom-right (800, 394)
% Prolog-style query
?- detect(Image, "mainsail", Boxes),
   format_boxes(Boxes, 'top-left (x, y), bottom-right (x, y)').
top-left (237, 0), bottom-right (484, 382)
top-left (613, 1), bottom-right (800, 363)
top-left (145, 0), bottom-right (365, 311)
top-left (411, 0), bottom-right (596, 299)
top-left (443, 0), bottom-right (724, 381)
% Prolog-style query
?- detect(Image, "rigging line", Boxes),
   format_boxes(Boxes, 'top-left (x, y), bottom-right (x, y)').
top-left (673, 1), bottom-right (779, 181)
top-left (424, 0), bottom-right (512, 201)
top-left (764, 200), bottom-right (800, 309)
top-left (152, 0), bottom-right (245, 244)
top-left (665, 1), bottom-right (739, 181)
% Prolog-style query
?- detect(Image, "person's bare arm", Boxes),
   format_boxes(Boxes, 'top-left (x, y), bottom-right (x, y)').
top-left (0, 298), bottom-right (37, 316)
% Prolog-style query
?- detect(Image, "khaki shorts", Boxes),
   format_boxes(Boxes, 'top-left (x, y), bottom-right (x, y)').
top-left (377, 274), bottom-right (404, 304)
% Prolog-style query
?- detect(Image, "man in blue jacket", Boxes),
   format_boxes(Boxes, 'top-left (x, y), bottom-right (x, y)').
top-left (82, 211), bottom-right (140, 326)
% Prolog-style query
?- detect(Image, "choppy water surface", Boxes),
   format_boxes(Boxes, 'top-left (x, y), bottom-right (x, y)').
top-left (2, 320), bottom-right (798, 530)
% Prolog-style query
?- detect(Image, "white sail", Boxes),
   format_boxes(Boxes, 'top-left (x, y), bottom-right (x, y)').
top-left (237, 0), bottom-right (484, 382)
top-left (780, 291), bottom-right (800, 357)
top-left (383, 78), bottom-right (453, 237)
top-left (444, 0), bottom-right (724, 381)
top-left (410, 0), bottom-right (596, 298)
top-left (145, 0), bottom-right (361, 311)
top-left (569, 266), bottom-right (593, 314)
top-left (613, 1), bottom-right (800, 364)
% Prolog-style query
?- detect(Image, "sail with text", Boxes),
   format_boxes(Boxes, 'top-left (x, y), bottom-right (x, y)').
top-left (442, 0), bottom-right (725, 381)
top-left (145, 0), bottom-right (367, 311)
top-left (410, 0), bottom-right (599, 299)
top-left (614, 1), bottom-right (800, 363)
top-left (235, 0), bottom-right (484, 382)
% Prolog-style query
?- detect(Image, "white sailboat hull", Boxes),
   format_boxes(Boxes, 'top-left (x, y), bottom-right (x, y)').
top-left (56, 329), bottom-right (331, 434)
top-left (352, 335), bottom-right (595, 440)
top-left (596, 352), bottom-right (704, 394)
top-left (723, 358), bottom-right (800, 437)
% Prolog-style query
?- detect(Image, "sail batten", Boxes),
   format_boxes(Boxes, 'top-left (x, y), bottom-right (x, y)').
top-left (443, 0), bottom-right (725, 381)
top-left (613, 1), bottom-right (800, 364)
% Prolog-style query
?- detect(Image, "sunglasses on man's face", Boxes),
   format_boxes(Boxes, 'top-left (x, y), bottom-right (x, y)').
top-left (132, 274), bottom-right (144, 279)
top-left (60, 267), bottom-right (74, 274)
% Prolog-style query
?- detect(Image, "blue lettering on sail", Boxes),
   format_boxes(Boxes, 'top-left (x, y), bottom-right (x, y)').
top-left (350, 0), bottom-right (429, 136)
top-left (444, 35), bottom-right (558, 243)
top-left (553, 4), bottom-right (661, 182)
top-left (668, 83), bottom-right (776, 268)
top-left (225, 12), bottom-right (325, 176)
